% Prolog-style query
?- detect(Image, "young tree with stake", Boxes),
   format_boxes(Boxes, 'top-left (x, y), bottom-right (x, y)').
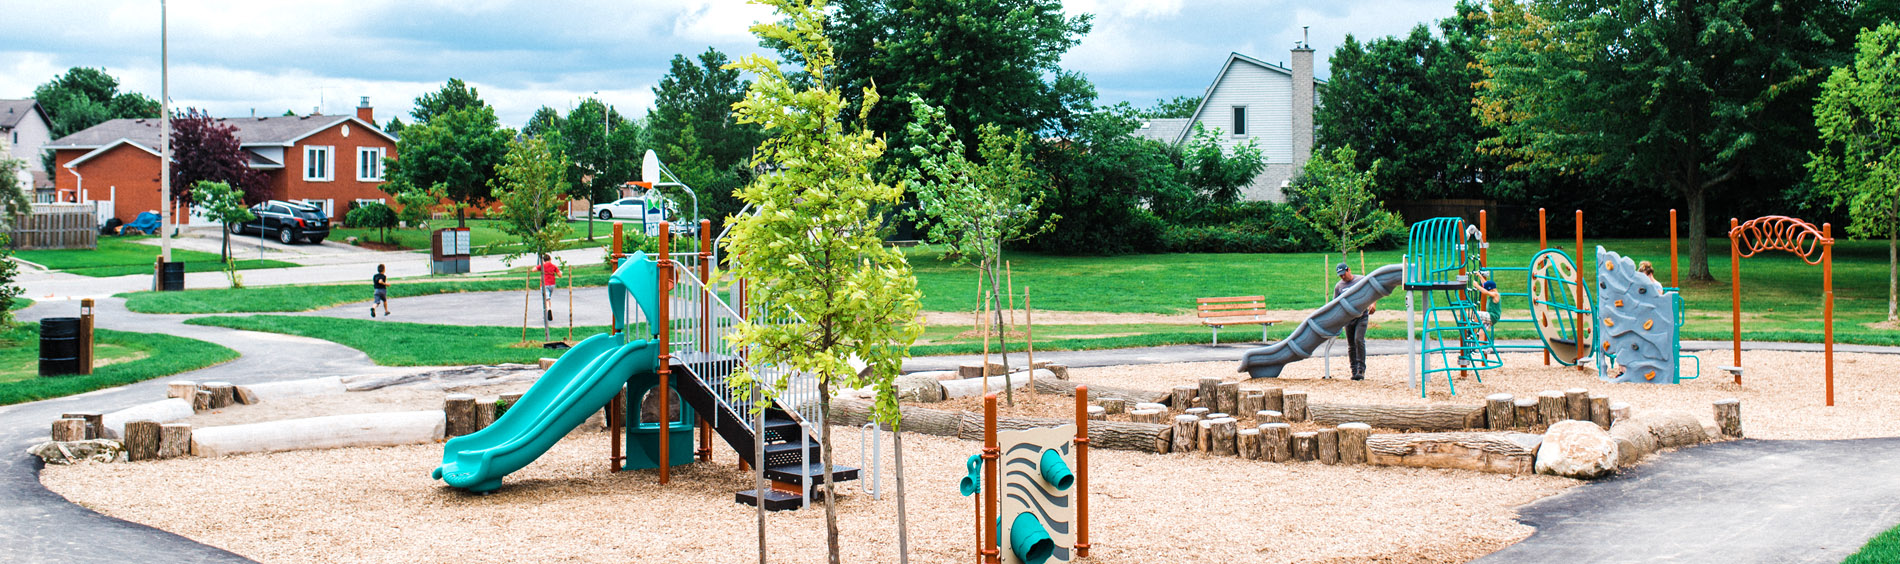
top-left (490, 135), bottom-right (574, 341)
top-left (1293, 146), bottom-right (1403, 262)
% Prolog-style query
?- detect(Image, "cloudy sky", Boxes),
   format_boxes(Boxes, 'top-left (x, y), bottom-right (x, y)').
top-left (0, 0), bottom-right (1459, 129)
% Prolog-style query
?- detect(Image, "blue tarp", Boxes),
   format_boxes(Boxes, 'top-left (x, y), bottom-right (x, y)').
top-left (125, 211), bottom-right (161, 234)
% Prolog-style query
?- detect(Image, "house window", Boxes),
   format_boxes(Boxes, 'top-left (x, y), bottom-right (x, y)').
top-left (1232, 107), bottom-right (1248, 136)
top-left (304, 146), bottom-right (333, 181)
top-left (357, 147), bottom-right (385, 181)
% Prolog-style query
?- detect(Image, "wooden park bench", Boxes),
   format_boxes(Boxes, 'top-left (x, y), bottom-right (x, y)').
top-left (1196, 296), bottom-right (1281, 346)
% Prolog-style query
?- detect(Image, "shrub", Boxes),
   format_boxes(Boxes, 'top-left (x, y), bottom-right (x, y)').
top-left (344, 202), bottom-right (398, 242)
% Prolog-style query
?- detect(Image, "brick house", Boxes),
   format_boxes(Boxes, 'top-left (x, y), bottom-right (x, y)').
top-left (45, 99), bottom-right (395, 224)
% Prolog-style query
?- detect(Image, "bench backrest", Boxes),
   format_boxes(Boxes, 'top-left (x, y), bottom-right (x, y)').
top-left (1197, 296), bottom-right (1270, 318)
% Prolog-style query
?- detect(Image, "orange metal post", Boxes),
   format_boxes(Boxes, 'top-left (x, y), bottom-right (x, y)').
top-left (610, 222), bottom-right (625, 272)
top-left (1074, 385), bottom-right (1091, 557)
top-left (1574, 210), bottom-right (1584, 368)
top-left (657, 222), bottom-right (673, 485)
top-left (1670, 209), bottom-right (1679, 288)
top-left (1730, 218), bottom-right (1742, 384)
top-left (1478, 210), bottom-right (1488, 268)
top-left (1540, 208), bottom-right (1549, 365)
top-left (983, 393), bottom-right (1000, 564)
top-left (609, 222), bottom-right (628, 470)
top-left (696, 220), bottom-right (713, 463)
top-left (1825, 223), bottom-right (1835, 407)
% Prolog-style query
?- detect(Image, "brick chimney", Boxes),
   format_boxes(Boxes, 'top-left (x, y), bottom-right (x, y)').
top-left (1291, 35), bottom-right (1315, 171)
top-left (356, 96), bottom-right (373, 124)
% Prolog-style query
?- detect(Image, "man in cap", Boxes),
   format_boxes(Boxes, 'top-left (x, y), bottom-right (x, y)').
top-left (1335, 263), bottom-right (1373, 380)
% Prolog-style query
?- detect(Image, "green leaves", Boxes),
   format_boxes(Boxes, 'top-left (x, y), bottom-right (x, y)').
top-left (488, 135), bottom-right (572, 262)
top-left (1291, 146), bottom-right (1402, 260)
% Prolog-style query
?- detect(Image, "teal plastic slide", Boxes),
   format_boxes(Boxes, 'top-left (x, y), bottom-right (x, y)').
top-left (432, 332), bottom-right (659, 492)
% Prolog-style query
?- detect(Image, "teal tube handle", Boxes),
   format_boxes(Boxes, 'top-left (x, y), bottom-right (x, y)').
top-left (959, 454), bottom-right (981, 496)
top-left (1008, 512), bottom-right (1055, 564)
top-left (1039, 448), bottom-right (1073, 491)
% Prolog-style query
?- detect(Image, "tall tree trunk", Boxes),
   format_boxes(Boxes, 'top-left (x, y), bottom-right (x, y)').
top-left (894, 427), bottom-right (911, 564)
top-left (587, 198), bottom-right (596, 241)
top-left (820, 379), bottom-right (840, 564)
top-left (1681, 182), bottom-right (1714, 282)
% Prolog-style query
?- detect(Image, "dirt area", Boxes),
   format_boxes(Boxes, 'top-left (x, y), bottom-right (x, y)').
top-left (180, 381), bottom-right (534, 427)
top-left (922, 308), bottom-right (1415, 327)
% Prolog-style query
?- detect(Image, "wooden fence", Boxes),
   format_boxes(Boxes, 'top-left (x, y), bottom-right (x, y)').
top-left (8, 203), bottom-right (98, 250)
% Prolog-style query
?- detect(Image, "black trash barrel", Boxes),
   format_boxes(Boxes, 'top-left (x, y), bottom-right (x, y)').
top-left (159, 261), bottom-right (186, 291)
top-left (39, 318), bottom-right (82, 376)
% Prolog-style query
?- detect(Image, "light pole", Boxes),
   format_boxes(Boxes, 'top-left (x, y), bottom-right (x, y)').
top-left (158, 0), bottom-right (172, 263)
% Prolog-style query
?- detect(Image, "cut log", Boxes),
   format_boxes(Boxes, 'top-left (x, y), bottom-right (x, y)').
top-left (167, 381), bottom-right (198, 400)
top-left (1537, 390), bottom-right (1566, 426)
top-left (1129, 409), bottom-right (1166, 424)
top-left (1318, 427), bottom-right (1340, 464)
top-left (1365, 432), bottom-right (1538, 474)
top-left (828, 398), bottom-right (967, 437)
top-left (124, 420), bottom-right (161, 462)
top-left (1237, 428), bottom-right (1262, 460)
top-left (1565, 388), bottom-right (1590, 422)
top-left (237, 376), bottom-right (347, 402)
top-left (51, 419), bottom-right (87, 442)
top-left (1609, 402), bottom-right (1631, 424)
top-left (1216, 382), bottom-right (1240, 415)
top-left (1292, 431), bottom-right (1318, 461)
top-left (1307, 403), bottom-right (1483, 431)
top-left (1608, 409), bottom-right (1710, 466)
top-left (1261, 423), bottom-right (1292, 462)
top-left (475, 401), bottom-right (497, 431)
top-left (1337, 422), bottom-right (1371, 464)
top-left (1207, 413), bottom-right (1230, 421)
top-left (1485, 394), bottom-right (1515, 430)
top-left (1263, 387), bottom-right (1285, 413)
top-left (203, 382), bottom-right (236, 409)
top-left (940, 370), bottom-right (1049, 398)
top-left (1284, 391), bottom-right (1309, 422)
top-left (444, 394), bottom-right (478, 437)
top-left (158, 424), bottom-right (192, 459)
top-left (190, 411), bottom-right (446, 457)
top-left (1256, 410), bottom-right (1285, 424)
top-left (1171, 386), bottom-right (1197, 411)
top-left (59, 412), bottom-right (103, 440)
top-left (1045, 363), bottom-right (1069, 380)
top-left (102, 399), bottom-right (194, 439)
top-left (1513, 398), bottom-right (1540, 430)
top-left (1198, 377), bottom-right (1221, 410)
top-left (1100, 398), bottom-right (1126, 415)
top-left (1172, 415), bottom-right (1200, 454)
top-left (959, 363), bottom-right (1006, 379)
top-left (1185, 407), bottom-right (1211, 418)
top-left (1087, 405), bottom-right (1106, 421)
top-left (1239, 390), bottom-right (1265, 416)
top-left (234, 386), bottom-right (260, 405)
top-left (1208, 418), bottom-right (1238, 456)
top-left (1196, 419), bottom-right (1213, 452)
top-left (1714, 399), bottom-right (1742, 439)
top-left (192, 391), bottom-right (213, 412)
top-left (1135, 402), bottom-right (1166, 412)
top-left (1589, 394), bottom-right (1612, 429)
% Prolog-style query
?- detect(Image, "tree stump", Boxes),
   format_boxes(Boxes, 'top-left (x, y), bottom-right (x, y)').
top-left (1171, 415), bottom-right (1200, 454)
top-left (445, 394), bottom-right (478, 437)
top-left (1261, 423), bottom-right (1292, 462)
top-left (1338, 422), bottom-right (1371, 464)
top-left (1589, 394), bottom-right (1612, 429)
top-left (1318, 427), bottom-right (1341, 464)
top-left (1713, 399), bottom-right (1742, 439)
top-left (1201, 418), bottom-right (1234, 455)
top-left (1256, 410), bottom-right (1285, 424)
top-left (167, 381), bottom-right (199, 400)
top-left (1135, 402), bottom-right (1166, 412)
top-left (234, 386), bottom-right (261, 405)
top-left (1100, 398), bottom-right (1126, 415)
top-left (1087, 405), bottom-right (1107, 421)
top-left (1263, 387), bottom-right (1285, 412)
top-left (1565, 388), bottom-right (1590, 422)
top-left (51, 419), bottom-right (88, 442)
top-left (1239, 390), bottom-right (1265, 416)
top-left (1198, 377), bottom-right (1221, 410)
top-left (125, 420), bottom-right (161, 462)
top-left (1171, 386), bottom-right (1197, 411)
top-left (1207, 413), bottom-right (1230, 421)
top-left (202, 382), bottom-right (237, 409)
top-left (1237, 428), bottom-right (1262, 460)
top-left (1129, 409), bottom-right (1166, 424)
top-left (1216, 382), bottom-right (1240, 414)
top-left (1185, 407), bottom-right (1211, 419)
top-left (1485, 394), bottom-right (1515, 430)
top-left (1537, 390), bottom-right (1566, 426)
top-left (1513, 397), bottom-right (1540, 430)
top-left (476, 401), bottom-right (497, 431)
top-left (1609, 402), bottom-right (1632, 424)
top-left (59, 412), bottom-right (103, 440)
top-left (158, 423), bottom-right (192, 458)
top-left (1284, 391), bottom-right (1309, 422)
top-left (1292, 431), bottom-right (1318, 461)
top-left (192, 390), bottom-right (214, 413)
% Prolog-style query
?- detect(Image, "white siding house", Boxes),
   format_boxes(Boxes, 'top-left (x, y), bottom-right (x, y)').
top-left (0, 100), bottom-right (53, 201)
top-left (1132, 49), bottom-right (1320, 202)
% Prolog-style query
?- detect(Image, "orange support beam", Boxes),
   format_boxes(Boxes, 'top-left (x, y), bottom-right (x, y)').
top-left (1540, 208), bottom-right (1549, 365)
top-left (1824, 223), bottom-right (1835, 407)
top-left (1730, 218), bottom-right (1742, 384)
top-left (1478, 210), bottom-right (1488, 268)
top-left (982, 393), bottom-right (1000, 564)
top-left (1669, 209), bottom-right (1679, 288)
top-left (697, 220), bottom-right (713, 463)
top-left (1074, 385), bottom-right (1091, 558)
top-left (1574, 210), bottom-right (1584, 368)
top-left (657, 222), bottom-right (673, 485)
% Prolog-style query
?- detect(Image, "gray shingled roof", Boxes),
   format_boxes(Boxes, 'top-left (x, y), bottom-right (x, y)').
top-left (1132, 118), bottom-right (1192, 144)
top-left (0, 100), bottom-right (48, 130)
top-left (46, 114), bottom-right (388, 149)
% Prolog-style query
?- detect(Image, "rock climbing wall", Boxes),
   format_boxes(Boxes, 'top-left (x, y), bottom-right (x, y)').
top-left (1595, 246), bottom-right (1679, 384)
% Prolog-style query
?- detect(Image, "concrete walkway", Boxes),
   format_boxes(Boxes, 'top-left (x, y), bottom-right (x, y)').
top-left (1476, 438), bottom-right (1900, 563)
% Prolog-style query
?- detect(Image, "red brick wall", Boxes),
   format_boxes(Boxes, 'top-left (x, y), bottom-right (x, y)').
top-left (279, 120), bottom-right (397, 210)
top-left (57, 145), bottom-right (185, 224)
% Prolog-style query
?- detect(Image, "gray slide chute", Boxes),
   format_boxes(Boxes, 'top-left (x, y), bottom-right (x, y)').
top-left (1238, 264), bottom-right (1405, 379)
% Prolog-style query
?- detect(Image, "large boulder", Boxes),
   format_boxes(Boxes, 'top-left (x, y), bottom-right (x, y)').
top-left (1536, 420), bottom-right (1619, 479)
top-left (27, 439), bottom-right (126, 464)
top-left (895, 373), bottom-right (946, 403)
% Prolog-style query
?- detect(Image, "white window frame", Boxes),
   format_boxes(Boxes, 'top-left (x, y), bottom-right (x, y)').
top-left (357, 147), bottom-right (385, 181)
top-left (304, 145), bottom-right (334, 181)
top-left (1231, 106), bottom-right (1248, 136)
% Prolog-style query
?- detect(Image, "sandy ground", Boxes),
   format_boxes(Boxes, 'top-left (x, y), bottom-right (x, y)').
top-left (182, 382), bottom-right (533, 427)
top-left (1067, 350), bottom-right (1896, 440)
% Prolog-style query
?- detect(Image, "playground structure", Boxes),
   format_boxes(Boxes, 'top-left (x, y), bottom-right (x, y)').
top-left (1728, 216), bottom-right (1837, 405)
top-left (435, 219), bottom-right (860, 509)
top-left (1593, 246), bottom-right (1698, 384)
top-left (961, 389), bottom-right (1091, 564)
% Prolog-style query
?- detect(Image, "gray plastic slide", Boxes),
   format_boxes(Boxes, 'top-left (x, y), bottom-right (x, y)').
top-left (1238, 263), bottom-right (1405, 379)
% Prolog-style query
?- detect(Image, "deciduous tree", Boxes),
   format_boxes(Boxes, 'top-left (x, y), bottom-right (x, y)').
top-left (385, 89), bottom-right (512, 227)
top-left (1811, 23), bottom-right (1900, 320)
top-left (490, 134), bottom-right (573, 340)
top-left (1292, 146), bottom-right (1403, 261)
top-left (170, 109), bottom-right (267, 207)
top-left (650, 48), bottom-right (763, 224)
top-left (33, 67), bottom-right (160, 172)
top-left (188, 181), bottom-right (256, 286)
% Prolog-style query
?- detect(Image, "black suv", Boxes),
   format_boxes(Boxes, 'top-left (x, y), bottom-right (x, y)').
top-left (231, 200), bottom-right (330, 244)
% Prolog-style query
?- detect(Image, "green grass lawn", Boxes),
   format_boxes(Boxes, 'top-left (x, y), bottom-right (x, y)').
top-left (13, 236), bottom-right (296, 277)
top-left (184, 315), bottom-right (600, 366)
top-left (0, 322), bottom-right (238, 406)
top-left (1847, 523), bottom-right (1900, 564)
top-left (333, 219), bottom-right (606, 254)
top-left (9, 298), bottom-right (30, 311)
top-left (120, 263), bottom-right (616, 314)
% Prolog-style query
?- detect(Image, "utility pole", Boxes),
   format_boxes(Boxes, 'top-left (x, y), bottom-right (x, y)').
top-left (159, 0), bottom-right (172, 262)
